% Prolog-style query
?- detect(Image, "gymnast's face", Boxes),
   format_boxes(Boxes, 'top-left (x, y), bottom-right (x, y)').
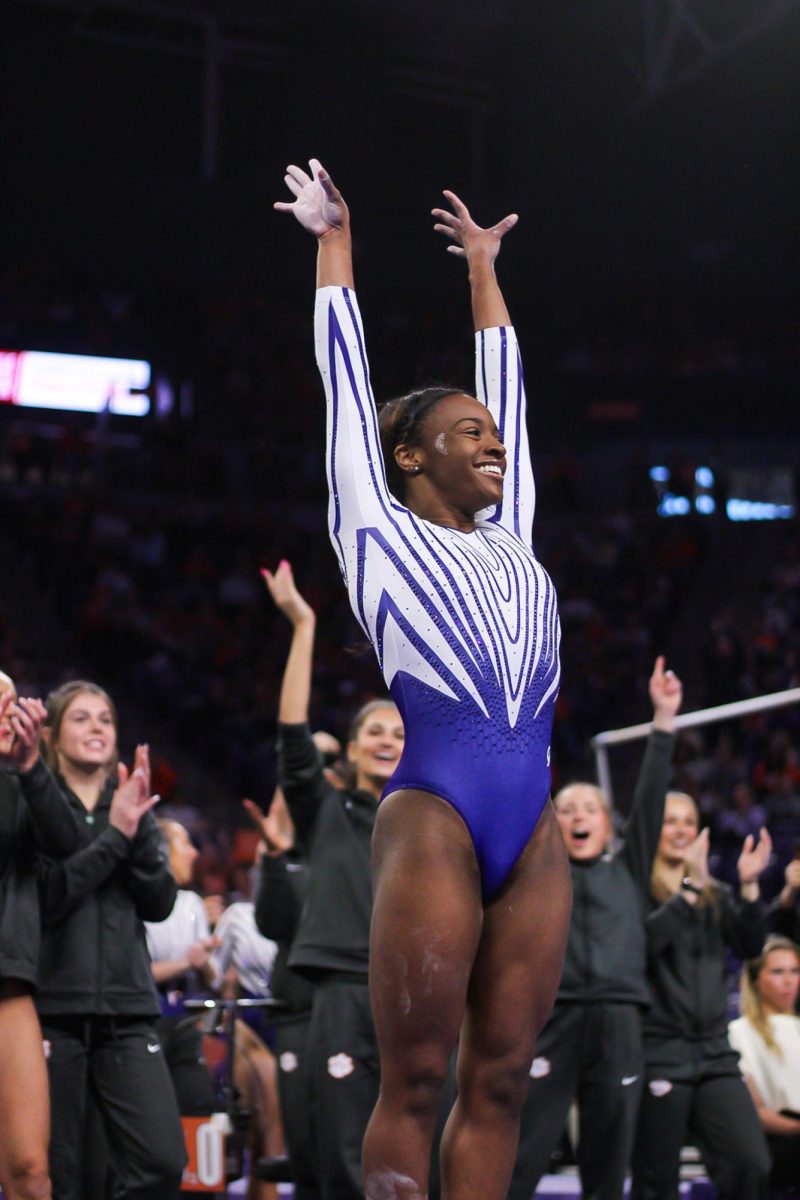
top-left (554, 784), bottom-right (612, 861)
top-left (409, 394), bottom-right (506, 515)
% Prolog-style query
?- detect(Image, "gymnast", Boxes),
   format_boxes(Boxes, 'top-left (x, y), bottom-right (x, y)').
top-left (276, 160), bottom-right (571, 1200)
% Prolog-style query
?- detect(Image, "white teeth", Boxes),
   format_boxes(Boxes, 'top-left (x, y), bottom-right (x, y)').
top-left (477, 465), bottom-right (502, 476)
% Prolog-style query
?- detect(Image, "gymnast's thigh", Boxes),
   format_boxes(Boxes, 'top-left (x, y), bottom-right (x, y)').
top-left (0, 989), bottom-right (51, 1188)
top-left (370, 788), bottom-right (484, 1071)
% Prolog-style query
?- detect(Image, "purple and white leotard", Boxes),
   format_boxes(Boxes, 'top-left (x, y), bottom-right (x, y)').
top-left (316, 286), bottom-right (560, 898)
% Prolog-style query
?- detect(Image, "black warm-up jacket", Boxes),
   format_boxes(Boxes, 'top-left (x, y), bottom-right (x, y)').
top-left (0, 759), bottom-right (78, 987)
top-left (278, 722), bottom-right (375, 981)
top-left (556, 728), bottom-right (675, 1009)
top-left (641, 881), bottom-right (766, 1079)
top-left (255, 851), bottom-right (315, 1016)
top-left (35, 775), bottom-right (176, 1018)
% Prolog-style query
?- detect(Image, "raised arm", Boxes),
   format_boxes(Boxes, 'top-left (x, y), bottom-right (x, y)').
top-left (433, 191), bottom-right (533, 540)
top-left (619, 657), bottom-right (682, 891)
top-left (275, 159), bottom-right (398, 587)
top-left (261, 561), bottom-right (327, 846)
top-left (432, 190), bottom-right (516, 330)
top-left (274, 158), bottom-right (353, 289)
top-left (261, 561), bottom-right (316, 725)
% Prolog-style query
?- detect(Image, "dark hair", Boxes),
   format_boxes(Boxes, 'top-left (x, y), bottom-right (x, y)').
top-left (348, 698), bottom-right (401, 743)
top-left (378, 386), bottom-right (462, 502)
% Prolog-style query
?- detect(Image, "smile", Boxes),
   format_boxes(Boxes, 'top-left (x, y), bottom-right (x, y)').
top-left (476, 464), bottom-right (503, 476)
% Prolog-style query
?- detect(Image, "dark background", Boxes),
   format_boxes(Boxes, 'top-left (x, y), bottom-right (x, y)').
top-left (4, 1), bottom-right (800, 312)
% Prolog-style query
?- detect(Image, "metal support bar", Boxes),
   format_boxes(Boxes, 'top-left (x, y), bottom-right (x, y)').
top-left (591, 686), bottom-right (800, 804)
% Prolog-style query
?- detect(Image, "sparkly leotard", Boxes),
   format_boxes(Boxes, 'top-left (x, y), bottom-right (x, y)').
top-left (316, 286), bottom-right (560, 897)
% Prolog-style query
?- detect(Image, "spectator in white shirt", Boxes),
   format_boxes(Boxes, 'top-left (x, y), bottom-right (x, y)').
top-left (729, 935), bottom-right (800, 1192)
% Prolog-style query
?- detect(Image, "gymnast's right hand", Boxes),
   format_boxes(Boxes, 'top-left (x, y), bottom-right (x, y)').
top-left (274, 158), bottom-right (348, 237)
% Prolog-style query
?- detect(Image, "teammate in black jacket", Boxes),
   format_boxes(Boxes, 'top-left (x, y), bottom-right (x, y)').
top-left (631, 792), bottom-right (772, 1199)
top-left (262, 560), bottom-right (403, 1200)
top-left (509, 657), bottom-right (683, 1200)
top-left (37, 680), bottom-right (187, 1200)
top-left (0, 676), bottom-right (77, 1200)
top-left (249, 787), bottom-right (320, 1200)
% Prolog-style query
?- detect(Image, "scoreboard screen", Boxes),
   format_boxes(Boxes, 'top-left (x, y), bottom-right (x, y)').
top-left (0, 349), bottom-right (150, 417)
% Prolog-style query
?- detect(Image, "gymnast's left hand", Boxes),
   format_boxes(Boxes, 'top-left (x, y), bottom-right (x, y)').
top-left (274, 159), bottom-right (349, 238)
top-left (432, 190), bottom-right (518, 264)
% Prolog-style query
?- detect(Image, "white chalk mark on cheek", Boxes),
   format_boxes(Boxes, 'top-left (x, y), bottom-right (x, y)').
top-left (434, 432), bottom-right (448, 456)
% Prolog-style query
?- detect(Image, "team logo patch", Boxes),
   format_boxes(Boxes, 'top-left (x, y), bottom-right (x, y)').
top-left (279, 1052), bottom-right (299, 1074)
top-left (327, 1053), bottom-right (355, 1080)
top-left (649, 1079), bottom-right (673, 1098)
top-left (42, 1039), bottom-right (51, 1060)
top-left (529, 1056), bottom-right (551, 1079)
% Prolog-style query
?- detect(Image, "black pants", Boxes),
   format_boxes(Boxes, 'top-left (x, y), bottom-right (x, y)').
top-left (275, 1013), bottom-right (320, 1200)
top-left (308, 976), bottom-right (379, 1200)
top-left (42, 1014), bottom-right (187, 1200)
top-left (156, 1015), bottom-right (217, 1117)
top-left (768, 1132), bottom-right (800, 1192)
top-left (631, 1072), bottom-right (771, 1200)
top-left (509, 1002), bottom-right (643, 1200)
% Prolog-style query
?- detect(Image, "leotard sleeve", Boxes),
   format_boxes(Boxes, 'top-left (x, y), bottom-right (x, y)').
top-left (315, 285), bottom-right (397, 585)
top-left (475, 325), bottom-right (535, 543)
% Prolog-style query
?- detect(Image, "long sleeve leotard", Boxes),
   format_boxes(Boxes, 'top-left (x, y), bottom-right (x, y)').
top-left (315, 286), bottom-right (560, 897)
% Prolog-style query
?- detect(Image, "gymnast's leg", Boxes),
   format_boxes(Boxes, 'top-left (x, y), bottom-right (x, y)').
top-left (441, 805), bottom-right (571, 1200)
top-left (0, 984), bottom-right (52, 1200)
top-left (363, 793), bottom-right (571, 1200)
top-left (363, 790), bottom-right (483, 1200)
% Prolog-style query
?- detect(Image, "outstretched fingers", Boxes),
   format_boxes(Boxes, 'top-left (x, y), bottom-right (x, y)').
top-left (442, 189), bottom-right (470, 218)
top-left (310, 158), bottom-right (338, 198)
top-left (492, 212), bottom-right (519, 238)
top-left (286, 163), bottom-right (312, 190)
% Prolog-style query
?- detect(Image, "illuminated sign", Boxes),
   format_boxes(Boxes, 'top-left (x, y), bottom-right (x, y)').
top-left (0, 349), bottom-right (150, 416)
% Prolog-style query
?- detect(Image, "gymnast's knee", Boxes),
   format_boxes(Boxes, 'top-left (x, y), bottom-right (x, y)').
top-left (459, 1055), bottom-right (531, 1122)
top-left (383, 1050), bottom-right (451, 1122)
top-left (6, 1155), bottom-right (51, 1200)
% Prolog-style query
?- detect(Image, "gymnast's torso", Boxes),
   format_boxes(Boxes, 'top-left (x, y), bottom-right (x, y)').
top-left (316, 285), bottom-right (560, 896)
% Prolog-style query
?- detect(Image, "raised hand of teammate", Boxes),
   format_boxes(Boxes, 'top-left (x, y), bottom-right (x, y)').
top-left (243, 791), bottom-right (295, 856)
top-left (110, 744), bottom-right (160, 840)
top-left (737, 827), bottom-right (773, 901)
top-left (261, 559), bottom-right (316, 629)
top-left (649, 656), bottom-right (683, 731)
